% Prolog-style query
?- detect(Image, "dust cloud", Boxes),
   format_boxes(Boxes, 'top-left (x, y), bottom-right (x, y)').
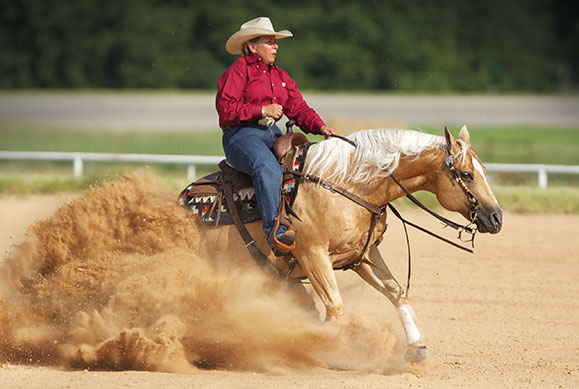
top-left (0, 170), bottom-right (407, 374)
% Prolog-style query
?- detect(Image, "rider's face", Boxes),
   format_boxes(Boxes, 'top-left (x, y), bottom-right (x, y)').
top-left (248, 35), bottom-right (278, 65)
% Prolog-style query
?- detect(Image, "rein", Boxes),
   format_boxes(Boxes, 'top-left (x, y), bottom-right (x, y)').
top-left (388, 172), bottom-right (478, 248)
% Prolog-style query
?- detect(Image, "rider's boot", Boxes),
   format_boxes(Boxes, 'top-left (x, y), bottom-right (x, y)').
top-left (268, 217), bottom-right (295, 255)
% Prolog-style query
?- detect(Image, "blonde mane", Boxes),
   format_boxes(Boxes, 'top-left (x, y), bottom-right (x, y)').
top-left (305, 129), bottom-right (449, 186)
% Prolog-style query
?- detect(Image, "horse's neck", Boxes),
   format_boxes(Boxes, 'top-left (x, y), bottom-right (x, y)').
top-left (366, 148), bottom-right (444, 205)
top-left (303, 142), bottom-right (445, 206)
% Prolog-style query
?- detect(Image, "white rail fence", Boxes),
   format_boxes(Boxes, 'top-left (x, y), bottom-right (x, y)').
top-left (1, 151), bottom-right (578, 188)
top-left (484, 163), bottom-right (579, 189)
top-left (0, 151), bottom-right (223, 181)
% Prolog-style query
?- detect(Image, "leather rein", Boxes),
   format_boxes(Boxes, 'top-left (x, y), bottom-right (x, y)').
top-left (291, 134), bottom-right (480, 296)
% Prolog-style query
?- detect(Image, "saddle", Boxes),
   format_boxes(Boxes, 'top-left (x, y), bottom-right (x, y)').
top-left (178, 120), bottom-right (310, 226)
top-left (178, 121), bottom-right (312, 276)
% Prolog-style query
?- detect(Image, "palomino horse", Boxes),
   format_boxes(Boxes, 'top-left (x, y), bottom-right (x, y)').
top-left (196, 125), bottom-right (502, 360)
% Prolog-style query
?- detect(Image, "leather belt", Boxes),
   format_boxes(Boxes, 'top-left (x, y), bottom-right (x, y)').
top-left (221, 124), bottom-right (239, 131)
top-left (221, 122), bottom-right (259, 131)
top-left (221, 119), bottom-right (275, 132)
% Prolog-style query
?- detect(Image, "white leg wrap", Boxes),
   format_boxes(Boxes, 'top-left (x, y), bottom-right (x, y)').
top-left (397, 304), bottom-right (422, 345)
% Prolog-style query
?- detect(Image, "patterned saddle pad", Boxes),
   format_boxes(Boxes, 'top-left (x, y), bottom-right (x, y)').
top-left (178, 143), bottom-right (313, 226)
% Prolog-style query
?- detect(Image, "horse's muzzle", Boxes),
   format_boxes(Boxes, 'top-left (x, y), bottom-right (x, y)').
top-left (475, 206), bottom-right (503, 234)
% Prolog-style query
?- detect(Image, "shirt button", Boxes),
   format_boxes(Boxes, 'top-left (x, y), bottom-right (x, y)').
top-left (273, 97), bottom-right (276, 100)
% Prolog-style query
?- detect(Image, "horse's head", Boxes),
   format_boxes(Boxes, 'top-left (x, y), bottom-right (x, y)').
top-left (433, 126), bottom-right (502, 234)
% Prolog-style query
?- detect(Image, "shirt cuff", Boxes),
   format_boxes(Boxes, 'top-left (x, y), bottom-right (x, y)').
top-left (308, 118), bottom-right (326, 134)
top-left (252, 105), bottom-right (263, 121)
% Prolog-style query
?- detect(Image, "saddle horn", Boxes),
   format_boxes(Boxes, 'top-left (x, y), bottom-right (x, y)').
top-left (273, 119), bottom-right (307, 160)
top-left (285, 119), bottom-right (296, 133)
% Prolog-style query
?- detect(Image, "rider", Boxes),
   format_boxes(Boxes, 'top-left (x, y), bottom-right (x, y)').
top-left (216, 16), bottom-right (335, 253)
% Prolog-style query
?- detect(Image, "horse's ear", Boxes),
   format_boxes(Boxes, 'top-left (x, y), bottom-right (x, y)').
top-left (459, 125), bottom-right (471, 144)
top-left (444, 126), bottom-right (457, 154)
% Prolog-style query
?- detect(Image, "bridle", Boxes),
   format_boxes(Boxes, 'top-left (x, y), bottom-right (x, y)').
top-left (389, 146), bottom-right (480, 247)
top-left (446, 150), bottom-right (480, 223)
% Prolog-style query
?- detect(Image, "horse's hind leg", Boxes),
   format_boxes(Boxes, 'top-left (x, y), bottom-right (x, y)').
top-left (353, 245), bottom-right (427, 361)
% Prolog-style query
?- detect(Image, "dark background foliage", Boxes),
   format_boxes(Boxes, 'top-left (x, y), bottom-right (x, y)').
top-left (1, 0), bottom-right (577, 92)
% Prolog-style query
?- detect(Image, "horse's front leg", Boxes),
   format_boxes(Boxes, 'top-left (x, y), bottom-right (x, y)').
top-left (353, 245), bottom-right (427, 360)
top-left (295, 246), bottom-right (344, 321)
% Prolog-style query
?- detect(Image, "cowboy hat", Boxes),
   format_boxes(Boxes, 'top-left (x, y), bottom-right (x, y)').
top-left (225, 17), bottom-right (293, 55)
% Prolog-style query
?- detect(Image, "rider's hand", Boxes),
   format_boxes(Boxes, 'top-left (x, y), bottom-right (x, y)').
top-left (262, 104), bottom-right (283, 120)
top-left (320, 125), bottom-right (336, 139)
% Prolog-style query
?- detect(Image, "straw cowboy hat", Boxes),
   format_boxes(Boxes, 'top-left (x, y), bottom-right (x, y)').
top-left (225, 17), bottom-right (293, 55)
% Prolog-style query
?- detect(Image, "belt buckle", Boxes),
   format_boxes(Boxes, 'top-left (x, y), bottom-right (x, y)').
top-left (258, 117), bottom-right (275, 127)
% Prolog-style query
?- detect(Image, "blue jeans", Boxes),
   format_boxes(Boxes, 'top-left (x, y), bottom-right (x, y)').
top-left (222, 123), bottom-right (283, 236)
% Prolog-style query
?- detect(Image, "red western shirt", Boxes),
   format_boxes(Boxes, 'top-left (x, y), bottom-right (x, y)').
top-left (215, 53), bottom-right (325, 134)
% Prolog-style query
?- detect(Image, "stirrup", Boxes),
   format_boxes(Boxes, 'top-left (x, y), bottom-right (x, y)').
top-left (268, 217), bottom-right (295, 256)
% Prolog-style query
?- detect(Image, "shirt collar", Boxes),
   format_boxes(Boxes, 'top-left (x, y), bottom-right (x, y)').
top-left (244, 53), bottom-right (276, 68)
top-left (245, 53), bottom-right (260, 64)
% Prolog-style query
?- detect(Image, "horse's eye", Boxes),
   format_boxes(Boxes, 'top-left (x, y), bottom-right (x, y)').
top-left (461, 171), bottom-right (474, 181)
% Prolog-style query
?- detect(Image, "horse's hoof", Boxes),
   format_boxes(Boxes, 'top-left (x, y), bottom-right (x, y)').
top-left (405, 345), bottom-right (428, 362)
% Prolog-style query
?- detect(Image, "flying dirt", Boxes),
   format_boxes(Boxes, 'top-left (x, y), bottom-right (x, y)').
top-left (0, 170), bottom-right (417, 375)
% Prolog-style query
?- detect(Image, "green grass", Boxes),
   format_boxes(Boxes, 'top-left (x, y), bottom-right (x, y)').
top-left (491, 185), bottom-right (579, 213)
top-left (0, 123), bottom-right (224, 156)
top-left (0, 174), bottom-right (93, 194)
top-left (0, 166), bottom-right (216, 194)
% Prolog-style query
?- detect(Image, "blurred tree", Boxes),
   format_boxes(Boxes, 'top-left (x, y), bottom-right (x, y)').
top-left (0, 0), bottom-right (575, 91)
top-left (549, 0), bottom-right (579, 92)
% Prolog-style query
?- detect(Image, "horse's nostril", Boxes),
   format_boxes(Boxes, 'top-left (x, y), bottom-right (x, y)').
top-left (490, 212), bottom-right (502, 229)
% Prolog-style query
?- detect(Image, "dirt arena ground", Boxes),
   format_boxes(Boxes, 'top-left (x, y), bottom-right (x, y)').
top-left (1, 189), bottom-right (578, 388)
